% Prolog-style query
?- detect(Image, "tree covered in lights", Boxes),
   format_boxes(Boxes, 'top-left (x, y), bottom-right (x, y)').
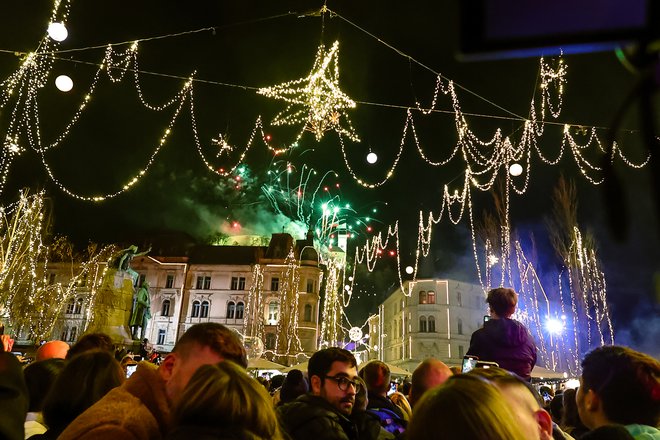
top-left (0, 190), bottom-right (116, 342)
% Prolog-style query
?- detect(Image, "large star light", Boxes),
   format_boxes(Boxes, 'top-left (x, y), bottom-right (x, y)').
top-left (258, 41), bottom-right (360, 142)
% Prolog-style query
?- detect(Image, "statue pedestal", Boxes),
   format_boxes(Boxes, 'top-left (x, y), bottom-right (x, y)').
top-left (86, 269), bottom-right (135, 346)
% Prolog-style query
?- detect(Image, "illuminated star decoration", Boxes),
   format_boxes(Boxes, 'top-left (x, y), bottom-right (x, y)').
top-left (258, 40), bottom-right (360, 143)
top-left (211, 134), bottom-right (234, 157)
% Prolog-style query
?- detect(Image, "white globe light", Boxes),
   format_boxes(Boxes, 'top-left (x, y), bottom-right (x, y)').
top-left (509, 163), bottom-right (523, 177)
top-left (405, 266), bottom-right (414, 274)
top-left (345, 284), bottom-right (351, 291)
top-left (366, 152), bottom-right (378, 164)
top-left (47, 22), bottom-right (68, 42)
top-left (55, 75), bottom-right (73, 92)
top-left (348, 326), bottom-right (364, 342)
top-left (545, 318), bottom-right (564, 335)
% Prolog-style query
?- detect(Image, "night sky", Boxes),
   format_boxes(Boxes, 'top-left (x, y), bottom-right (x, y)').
top-left (1, 1), bottom-right (658, 354)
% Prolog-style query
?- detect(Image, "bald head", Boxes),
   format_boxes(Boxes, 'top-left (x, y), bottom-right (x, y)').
top-left (36, 340), bottom-right (69, 362)
top-left (409, 358), bottom-right (453, 407)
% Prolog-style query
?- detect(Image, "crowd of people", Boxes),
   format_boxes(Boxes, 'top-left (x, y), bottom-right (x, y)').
top-left (0, 289), bottom-right (657, 440)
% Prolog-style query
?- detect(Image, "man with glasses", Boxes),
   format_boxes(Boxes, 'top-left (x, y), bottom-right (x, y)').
top-left (278, 348), bottom-right (361, 440)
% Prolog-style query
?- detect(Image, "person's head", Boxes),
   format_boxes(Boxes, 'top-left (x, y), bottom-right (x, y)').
top-left (409, 358), bottom-right (453, 407)
top-left (270, 374), bottom-right (285, 392)
top-left (36, 340), bottom-right (69, 362)
top-left (279, 369), bottom-right (309, 404)
top-left (66, 333), bottom-right (114, 360)
top-left (486, 287), bottom-right (517, 318)
top-left (577, 345), bottom-right (660, 429)
top-left (408, 375), bottom-right (528, 440)
top-left (353, 376), bottom-right (368, 412)
top-left (42, 350), bottom-right (124, 435)
top-left (159, 323), bottom-right (248, 405)
top-left (0, 353), bottom-right (28, 440)
top-left (561, 388), bottom-right (586, 429)
top-left (468, 367), bottom-right (553, 440)
top-left (389, 391), bottom-right (412, 421)
top-left (308, 347), bottom-right (359, 415)
top-left (23, 358), bottom-right (65, 412)
top-left (549, 392), bottom-right (563, 423)
top-left (172, 361), bottom-right (285, 440)
top-left (359, 360), bottom-right (391, 396)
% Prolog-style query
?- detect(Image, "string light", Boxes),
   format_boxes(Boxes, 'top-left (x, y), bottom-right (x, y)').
top-left (258, 40), bottom-right (360, 144)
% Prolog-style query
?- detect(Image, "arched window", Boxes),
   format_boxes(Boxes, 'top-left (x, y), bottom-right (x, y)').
top-left (268, 301), bottom-right (279, 324)
top-left (226, 301), bottom-right (235, 319)
top-left (304, 304), bottom-right (313, 322)
top-left (74, 298), bottom-right (83, 315)
top-left (419, 291), bottom-right (428, 304)
top-left (191, 300), bottom-right (201, 318)
top-left (427, 291), bottom-right (436, 304)
top-left (60, 326), bottom-right (68, 341)
top-left (70, 326), bottom-right (77, 342)
top-left (235, 302), bottom-right (244, 319)
top-left (201, 301), bottom-right (210, 318)
top-left (457, 291), bottom-right (462, 306)
top-left (458, 318), bottom-right (463, 335)
top-left (428, 315), bottom-right (436, 332)
top-left (419, 316), bottom-right (427, 332)
top-left (161, 299), bottom-right (171, 317)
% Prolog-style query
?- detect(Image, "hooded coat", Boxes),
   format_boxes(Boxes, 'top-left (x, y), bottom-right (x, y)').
top-left (467, 318), bottom-right (537, 380)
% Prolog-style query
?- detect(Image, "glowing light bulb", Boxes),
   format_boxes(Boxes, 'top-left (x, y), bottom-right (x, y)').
top-left (55, 75), bottom-right (73, 92)
top-left (545, 318), bottom-right (564, 334)
top-left (366, 152), bottom-right (378, 164)
top-left (405, 266), bottom-right (414, 274)
top-left (47, 22), bottom-right (68, 41)
top-left (509, 163), bottom-right (523, 177)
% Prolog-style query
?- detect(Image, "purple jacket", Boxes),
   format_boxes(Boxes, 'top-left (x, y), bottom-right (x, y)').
top-left (467, 318), bottom-right (537, 380)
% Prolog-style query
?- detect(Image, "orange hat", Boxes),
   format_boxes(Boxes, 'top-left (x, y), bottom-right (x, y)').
top-left (36, 340), bottom-right (70, 362)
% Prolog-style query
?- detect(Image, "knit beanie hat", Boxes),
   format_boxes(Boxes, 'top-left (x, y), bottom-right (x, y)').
top-left (279, 369), bottom-right (309, 403)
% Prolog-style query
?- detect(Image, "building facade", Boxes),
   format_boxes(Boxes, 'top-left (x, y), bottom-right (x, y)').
top-left (48, 233), bottom-right (323, 362)
top-left (367, 279), bottom-right (486, 371)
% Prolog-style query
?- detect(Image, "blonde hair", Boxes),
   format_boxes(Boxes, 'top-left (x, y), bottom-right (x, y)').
top-left (172, 361), bottom-right (285, 440)
top-left (408, 375), bottom-right (528, 440)
top-left (389, 391), bottom-right (412, 422)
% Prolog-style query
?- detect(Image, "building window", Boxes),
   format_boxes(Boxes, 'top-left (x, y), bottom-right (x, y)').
top-left (271, 277), bottom-right (280, 291)
top-left (196, 276), bottom-right (211, 290)
top-left (304, 304), bottom-right (313, 321)
top-left (265, 333), bottom-right (276, 350)
top-left (157, 329), bottom-right (166, 345)
top-left (236, 302), bottom-right (244, 319)
top-left (427, 290), bottom-right (436, 304)
top-left (74, 298), bottom-right (83, 315)
top-left (428, 315), bottom-right (436, 332)
top-left (60, 326), bottom-right (68, 341)
top-left (69, 326), bottom-right (77, 342)
top-left (458, 318), bottom-right (463, 335)
top-left (227, 301), bottom-right (235, 319)
top-left (231, 277), bottom-right (246, 290)
top-left (48, 273), bottom-right (56, 284)
top-left (161, 299), bottom-right (171, 317)
top-left (66, 298), bottom-right (75, 315)
top-left (419, 291), bottom-right (427, 304)
top-left (201, 301), bottom-right (210, 318)
top-left (268, 301), bottom-right (279, 324)
top-left (306, 279), bottom-right (315, 293)
top-left (457, 291), bottom-right (462, 306)
top-left (165, 274), bottom-right (174, 288)
top-left (419, 316), bottom-right (427, 332)
top-left (458, 345), bottom-right (464, 358)
top-left (191, 300), bottom-right (201, 318)
top-left (400, 319), bottom-right (404, 337)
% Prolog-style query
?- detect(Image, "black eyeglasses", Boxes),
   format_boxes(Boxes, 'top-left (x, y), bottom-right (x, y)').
top-left (324, 374), bottom-right (362, 392)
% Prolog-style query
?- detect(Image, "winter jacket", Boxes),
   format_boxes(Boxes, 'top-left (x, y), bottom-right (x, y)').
top-left (467, 317), bottom-right (537, 381)
top-left (57, 361), bottom-right (171, 440)
top-left (277, 394), bottom-right (358, 440)
top-left (0, 352), bottom-right (28, 440)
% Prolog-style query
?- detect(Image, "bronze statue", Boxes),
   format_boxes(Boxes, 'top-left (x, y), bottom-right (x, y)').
top-left (117, 245), bottom-right (151, 285)
top-left (129, 280), bottom-right (151, 340)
